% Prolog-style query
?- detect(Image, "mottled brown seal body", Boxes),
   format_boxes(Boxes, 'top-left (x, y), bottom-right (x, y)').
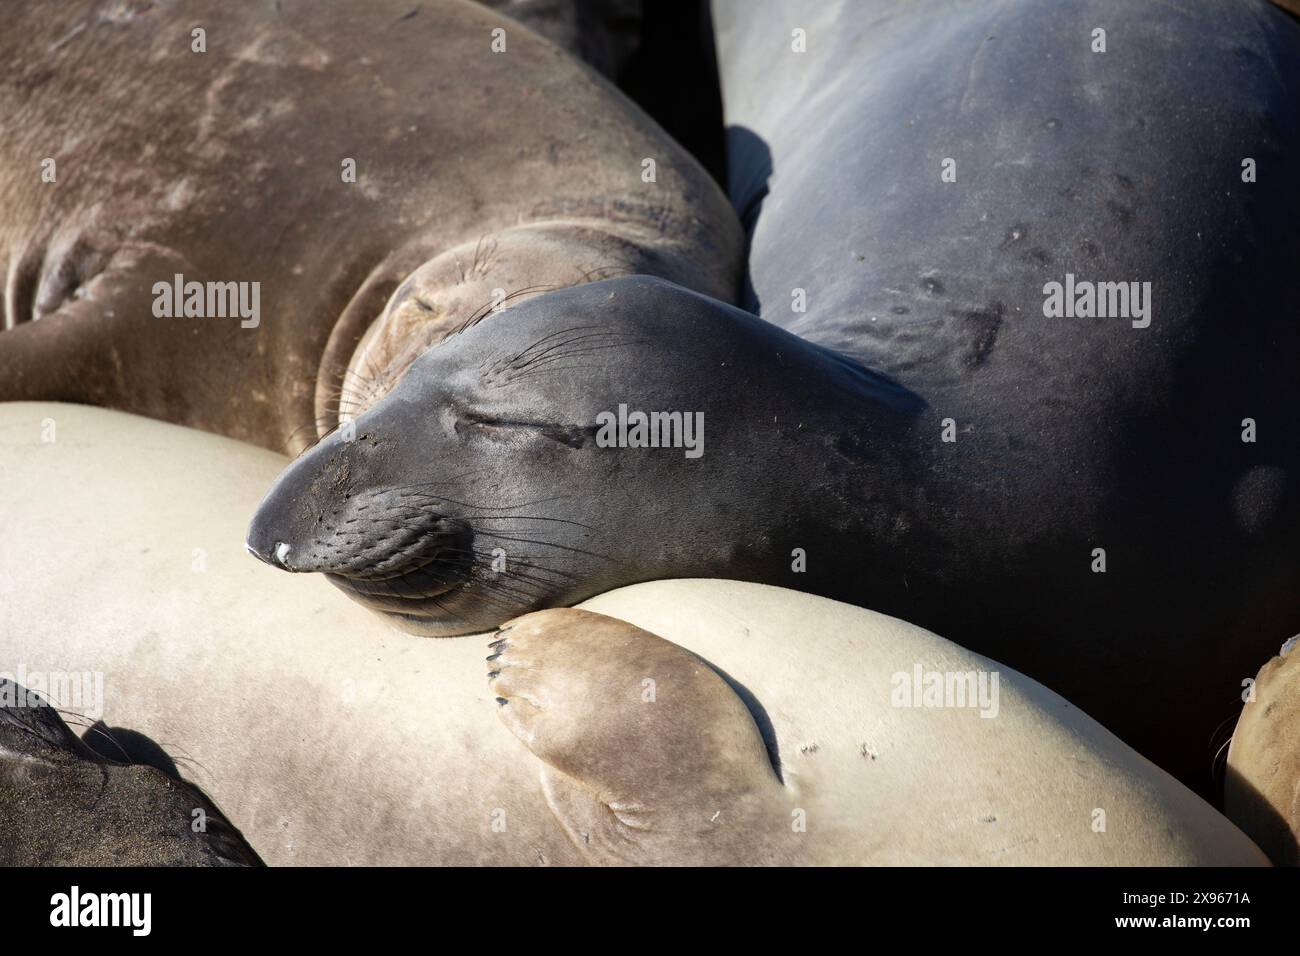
top-left (0, 0), bottom-right (741, 451)
top-left (1227, 637), bottom-right (1300, 865)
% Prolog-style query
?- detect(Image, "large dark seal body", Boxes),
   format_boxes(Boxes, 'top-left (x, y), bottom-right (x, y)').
top-left (709, 0), bottom-right (1300, 787)
top-left (0, 0), bottom-right (741, 451)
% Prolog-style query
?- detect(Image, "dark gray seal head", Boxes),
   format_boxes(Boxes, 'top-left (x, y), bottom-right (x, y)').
top-left (246, 275), bottom-right (926, 637)
top-left (0, 680), bottom-right (262, 866)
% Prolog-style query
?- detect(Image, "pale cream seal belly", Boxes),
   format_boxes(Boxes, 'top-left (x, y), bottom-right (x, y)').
top-left (0, 403), bottom-right (1266, 865)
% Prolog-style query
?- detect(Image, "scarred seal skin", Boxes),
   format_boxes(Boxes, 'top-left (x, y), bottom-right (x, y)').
top-left (249, 0), bottom-right (1300, 794)
top-left (0, 0), bottom-right (742, 451)
top-left (699, 0), bottom-right (1300, 791)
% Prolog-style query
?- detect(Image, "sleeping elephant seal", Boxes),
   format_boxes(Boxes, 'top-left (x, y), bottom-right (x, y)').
top-left (0, 0), bottom-right (741, 452)
top-left (699, 0), bottom-right (1300, 789)
top-left (248, 224), bottom-right (1300, 807)
top-left (1226, 636), bottom-right (1300, 865)
top-left (0, 403), bottom-right (1266, 865)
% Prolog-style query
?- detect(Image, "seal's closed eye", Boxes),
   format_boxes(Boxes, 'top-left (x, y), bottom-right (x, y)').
top-left (453, 410), bottom-right (591, 449)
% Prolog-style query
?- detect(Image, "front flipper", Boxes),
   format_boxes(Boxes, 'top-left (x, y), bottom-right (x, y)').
top-left (487, 608), bottom-right (793, 865)
top-left (0, 241), bottom-right (189, 406)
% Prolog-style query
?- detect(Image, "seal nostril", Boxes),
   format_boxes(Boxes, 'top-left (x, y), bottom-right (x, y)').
top-left (245, 537), bottom-right (277, 566)
top-left (245, 537), bottom-right (292, 570)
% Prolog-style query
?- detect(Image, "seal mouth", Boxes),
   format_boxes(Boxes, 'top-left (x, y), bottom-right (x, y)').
top-left (325, 559), bottom-right (471, 611)
top-left (326, 570), bottom-right (481, 632)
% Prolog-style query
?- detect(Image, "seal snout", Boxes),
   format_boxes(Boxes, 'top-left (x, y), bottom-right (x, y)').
top-left (245, 431), bottom-right (480, 628)
top-left (245, 492), bottom-right (304, 572)
top-left (245, 538), bottom-right (293, 569)
top-left (246, 425), bottom-right (369, 575)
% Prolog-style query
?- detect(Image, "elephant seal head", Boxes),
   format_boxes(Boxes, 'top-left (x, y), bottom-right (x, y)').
top-left (247, 276), bottom-right (923, 636)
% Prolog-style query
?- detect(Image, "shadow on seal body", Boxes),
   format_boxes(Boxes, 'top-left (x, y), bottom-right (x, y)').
top-left (0, 680), bottom-right (262, 866)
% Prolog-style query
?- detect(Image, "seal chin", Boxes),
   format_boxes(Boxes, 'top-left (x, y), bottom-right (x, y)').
top-left (323, 553), bottom-right (474, 617)
top-left (327, 574), bottom-right (512, 638)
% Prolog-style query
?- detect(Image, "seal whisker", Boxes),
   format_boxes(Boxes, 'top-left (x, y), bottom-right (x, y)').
top-left (475, 532), bottom-right (616, 563)
top-left (284, 415), bottom-right (348, 453)
top-left (510, 339), bottom-right (641, 364)
top-left (47, 712), bottom-right (135, 766)
top-left (392, 491), bottom-right (571, 511)
top-left (444, 514), bottom-right (598, 532)
top-left (503, 362), bottom-right (616, 384)
top-left (497, 324), bottom-right (606, 369)
top-left (509, 345), bottom-right (633, 372)
top-left (503, 331), bottom-right (635, 372)
top-left (466, 556), bottom-right (585, 589)
top-left (156, 748), bottom-right (217, 782)
top-left (506, 330), bottom-right (623, 366)
top-left (502, 350), bottom-right (634, 381)
top-left (449, 283), bottom-right (559, 340)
